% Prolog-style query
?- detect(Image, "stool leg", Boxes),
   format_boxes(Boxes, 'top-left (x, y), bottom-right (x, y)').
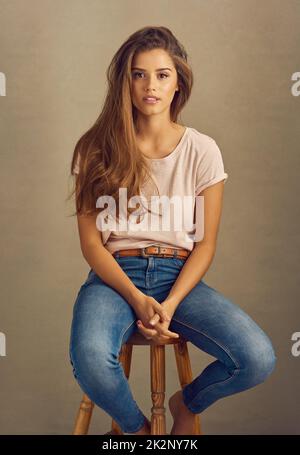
top-left (150, 344), bottom-right (166, 435)
top-left (108, 343), bottom-right (133, 435)
top-left (173, 340), bottom-right (203, 435)
top-left (73, 393), bottom-right (94, 435)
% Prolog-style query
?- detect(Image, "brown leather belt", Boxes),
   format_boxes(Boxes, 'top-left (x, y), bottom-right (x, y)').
top-left (112, 246), bottom-right (191, 260)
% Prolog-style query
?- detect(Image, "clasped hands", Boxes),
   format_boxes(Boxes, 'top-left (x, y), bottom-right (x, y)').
top-left (134, 293), bottom-right (179, 343)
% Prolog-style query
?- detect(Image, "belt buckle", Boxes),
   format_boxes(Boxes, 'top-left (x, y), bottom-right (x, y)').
top-left (141, 247), bottom-right (150, 258)
top-left (141, 246), bottom-right (161, 258)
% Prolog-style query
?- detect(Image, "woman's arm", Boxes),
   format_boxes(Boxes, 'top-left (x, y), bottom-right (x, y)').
top-left (163, 180), bottom-right (225, 317)
top-left (77, 212), bottom-right (144, 308)
top-left (77, 211), bottom-right (172, 329)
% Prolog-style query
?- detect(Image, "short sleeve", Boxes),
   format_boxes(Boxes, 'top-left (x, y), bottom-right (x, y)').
top-left (73, 153), bottom-right (81, 175)
top-left (195, 139), bottom-right (228, 195)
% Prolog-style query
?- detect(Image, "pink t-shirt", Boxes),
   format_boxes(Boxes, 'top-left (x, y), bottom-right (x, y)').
top-left (73, 126), bottom-right (228, 254)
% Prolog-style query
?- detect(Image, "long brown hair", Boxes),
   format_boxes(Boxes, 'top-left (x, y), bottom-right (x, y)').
top-left (67, 26), bottom-right (193, 223)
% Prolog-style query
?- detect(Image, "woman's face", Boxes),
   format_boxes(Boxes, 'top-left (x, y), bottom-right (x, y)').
top-left (130, 48), bottom-right (179, 118)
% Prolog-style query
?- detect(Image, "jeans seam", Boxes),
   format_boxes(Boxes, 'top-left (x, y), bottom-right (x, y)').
top-left (171, 317), bottom-right (240, 370)
top-left (171, 316), bottom-right (241, 413)
top-left (183, 368), bottom-right (241, 413)
top-left (71, 316), bottom-right (146, 433)
top-left (119, 319), bottom-right (137, 351)
top-left (118, 320), bottom-right (148, 433)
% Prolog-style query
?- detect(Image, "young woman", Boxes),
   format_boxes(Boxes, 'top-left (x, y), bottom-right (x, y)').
top-left (68, 26), bottom-right (276, 435)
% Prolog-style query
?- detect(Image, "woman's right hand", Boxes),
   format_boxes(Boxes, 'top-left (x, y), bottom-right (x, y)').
top-left (132, 292), bottom-right (179, 340)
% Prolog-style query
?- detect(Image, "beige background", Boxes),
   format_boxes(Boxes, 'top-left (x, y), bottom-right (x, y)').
top-left (0, 0), bottom-right (299, 435)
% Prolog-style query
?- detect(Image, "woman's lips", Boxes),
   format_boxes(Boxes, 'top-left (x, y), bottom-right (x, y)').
top-left (143, 97), bottom-right (160, 104)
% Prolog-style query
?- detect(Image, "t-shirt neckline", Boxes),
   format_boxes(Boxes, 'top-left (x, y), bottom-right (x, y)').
top-left (144, 126), bottom-right (189, 163)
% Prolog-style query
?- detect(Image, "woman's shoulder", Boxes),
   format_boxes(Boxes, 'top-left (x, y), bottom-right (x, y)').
top-left (184, 126), bottom-right (221, 164)
top-left (186, 125), bottom-right (217, 147)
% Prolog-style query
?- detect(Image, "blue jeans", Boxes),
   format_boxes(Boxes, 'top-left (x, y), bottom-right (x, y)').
top-left (69, 255), bottom-right (276, 433)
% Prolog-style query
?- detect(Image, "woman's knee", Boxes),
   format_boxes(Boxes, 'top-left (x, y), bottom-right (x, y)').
top-left (242, 333), bottom-right (277, 384)
top-left (70, 340), bottom-right (118, 384)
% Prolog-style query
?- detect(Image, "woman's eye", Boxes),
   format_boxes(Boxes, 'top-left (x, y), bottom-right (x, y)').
top-left (132, 72), bottom-right (169, 79)
top-left (133, 72), bottom-right (144, 78)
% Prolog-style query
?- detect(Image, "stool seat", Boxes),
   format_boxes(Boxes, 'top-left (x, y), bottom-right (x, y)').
top-left (72, 330), bottom-right (202, 435)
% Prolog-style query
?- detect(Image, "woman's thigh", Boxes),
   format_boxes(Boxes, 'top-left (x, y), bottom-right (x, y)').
top-left (166, 280), bottom-right (277, 378)
top-left (69, 270), bottom-right (138, 372)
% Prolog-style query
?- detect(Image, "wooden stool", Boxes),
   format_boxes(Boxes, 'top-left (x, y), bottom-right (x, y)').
top-left (72, 332), bottom-right (202, 435)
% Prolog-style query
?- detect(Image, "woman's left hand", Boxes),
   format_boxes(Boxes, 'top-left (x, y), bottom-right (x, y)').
top-left (137, 303), bottom-right (179, 342)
